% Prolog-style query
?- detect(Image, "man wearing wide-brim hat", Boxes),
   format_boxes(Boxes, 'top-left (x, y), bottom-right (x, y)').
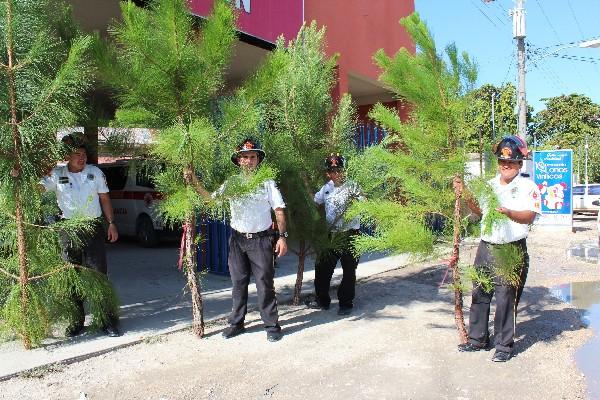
top-left (225, 138), bottom-right (287, 342)
top-left (190, 138), bottom-right (288, 342)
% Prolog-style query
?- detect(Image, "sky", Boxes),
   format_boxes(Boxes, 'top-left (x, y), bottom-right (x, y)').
top-left (414, 0), bottom-right (600, 113)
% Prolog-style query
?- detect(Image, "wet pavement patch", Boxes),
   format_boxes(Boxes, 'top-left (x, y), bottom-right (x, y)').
top-left (566, 241), bottom-right (599, 264)
top-left (551, 282), bottom-right (600, 398)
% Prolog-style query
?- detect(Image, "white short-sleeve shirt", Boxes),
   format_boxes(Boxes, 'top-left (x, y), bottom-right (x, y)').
top-left (226, 179), bottom-right (286, 233)
top-left (314, 180), bottom-right (362, 231)
top-left (42, 164), bottom-right (108, 219)
top-left (480, 174), bottom-right (541, 244)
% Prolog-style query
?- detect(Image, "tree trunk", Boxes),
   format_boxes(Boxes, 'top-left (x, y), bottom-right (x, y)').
top-left (182, 163), bottom-right (204, 337)
top-left (6, 0), bottom-right (31, 349)
top-left (15, 195), bottom-right (31, 349)
top-left (184, 213), bottom-right (204, 337)
top-left (292, 239), bottom-right (307, 306)
top-left (451, 174), bottom-right (468, 344)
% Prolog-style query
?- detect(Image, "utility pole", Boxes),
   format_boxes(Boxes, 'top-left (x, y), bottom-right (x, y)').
top-left (491, 91), bottom-right (496, 139)
top-left (585, 134), bottom-right (589, 186)
top-left (512, 0), bottom-right (527, 139)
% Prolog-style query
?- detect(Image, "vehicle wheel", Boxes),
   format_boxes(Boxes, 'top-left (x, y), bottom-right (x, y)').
top-left (136, 215), bottom-right (159, 247)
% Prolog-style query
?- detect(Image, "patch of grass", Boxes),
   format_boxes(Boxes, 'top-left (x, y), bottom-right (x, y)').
top-left (19, 363), bottom-right (65, 379)
top-left (142, 335), bottom-right (168, 345)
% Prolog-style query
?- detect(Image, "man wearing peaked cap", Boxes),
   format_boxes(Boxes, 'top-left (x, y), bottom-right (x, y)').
top-left (41, 133), bottom-right (121, 338)
top-left (456, 135), bottom-right (541, 362)
top-left (306, 153), bottom-right (364, 316)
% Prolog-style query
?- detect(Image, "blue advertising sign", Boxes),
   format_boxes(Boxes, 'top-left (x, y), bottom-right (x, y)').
top-left (533, 150), bottom-right (573, 228)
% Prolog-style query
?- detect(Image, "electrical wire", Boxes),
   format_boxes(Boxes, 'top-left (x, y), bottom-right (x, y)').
top-left (551, 54), bottom-right (600, 64)
top-left (566, 0), bottom-right (586, 39)
top-left (566, 0), bottom-right (600, 79)
top-left (469, 0), bottom-right (502, 31)
top-left (532, 0), bottom-right (562, 43)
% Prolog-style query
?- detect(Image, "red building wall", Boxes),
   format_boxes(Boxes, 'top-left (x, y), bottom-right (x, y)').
top-left (305, 0), bottom-right (415, 123)
top-left (189, 0), bottom-right (303, 44)
top-left (305, 1), bottom-right (414, 87)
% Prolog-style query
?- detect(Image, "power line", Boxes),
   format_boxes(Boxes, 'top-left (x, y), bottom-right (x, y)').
top-left (488, 2), bottom-right (508, 26)
top-left (500, 48), bottom-right (516, 86)
top-left (532, 0), bottom-right (562, 43)
top-left (566, 0), bottom-right (600, 80)
top-left (530, 0), bottom-right (590, 92)
top-left (566, 0), bottom-right (586, 39)
top-left (469, 0), bottom-right (502, 31)
top-left (533, 38), bottom-right (600, 52)
top-left (551, 54), bottom-right (600, 65)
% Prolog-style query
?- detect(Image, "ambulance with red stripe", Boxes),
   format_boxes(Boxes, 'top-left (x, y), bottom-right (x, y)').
top-left (99, 160), bottom-right (173, 247)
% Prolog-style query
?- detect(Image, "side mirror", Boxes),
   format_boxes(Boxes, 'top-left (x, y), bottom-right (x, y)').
top-left (592, 200), bottom-right (600, 206)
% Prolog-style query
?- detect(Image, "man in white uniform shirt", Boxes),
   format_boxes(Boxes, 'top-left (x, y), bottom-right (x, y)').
top-left (42, 134), bottom-right (120, 337)
top-left (218, 139), bottom-right (288, 342)
top-left (307, 154), bottom-right (363, 316)
top-left (457, 135), bottom-right (541, 362)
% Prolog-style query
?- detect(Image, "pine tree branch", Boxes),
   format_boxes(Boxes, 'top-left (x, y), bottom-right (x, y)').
top-left (28, 262), bottom-right (100, 282)
top-left (0, 267), bottom-right (19, 281)
top-left (17, 37), bottom-right (91, 128)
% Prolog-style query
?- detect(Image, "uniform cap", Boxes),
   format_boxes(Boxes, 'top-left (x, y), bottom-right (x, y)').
top-left (61, 133), bottom-right (88, 154)
top-left (493, 135), bottom-right (529, 161)
top-left (325, 153), bottom-right (346, 170)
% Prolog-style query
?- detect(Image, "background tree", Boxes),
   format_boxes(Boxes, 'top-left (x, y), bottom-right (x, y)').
top-left (464, 83), bottom-right (518, 152)
top-left (232, 23), bottom-right (356, 305)
top-left (101, 0), bottom-right (238, 337)
top-left (346, 13), bottom-right (477, 343)
top-left (531, 94), bottom-right (600, 182)
top-left (0, 0), bottom-right (116, 348)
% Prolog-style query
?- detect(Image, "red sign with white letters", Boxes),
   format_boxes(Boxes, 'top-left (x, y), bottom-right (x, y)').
top-left (189, 0), bottom-right (304, 44)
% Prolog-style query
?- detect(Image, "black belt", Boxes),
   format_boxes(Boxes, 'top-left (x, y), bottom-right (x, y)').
top-left (232, 229), bottom-right (274, 239)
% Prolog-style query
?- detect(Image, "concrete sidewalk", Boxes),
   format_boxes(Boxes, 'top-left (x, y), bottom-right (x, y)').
top-left (0, 241), bottom-right (418, 380)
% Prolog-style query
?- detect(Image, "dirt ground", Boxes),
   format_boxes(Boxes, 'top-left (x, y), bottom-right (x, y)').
top-left (1, 216), bottom-right (598, 400)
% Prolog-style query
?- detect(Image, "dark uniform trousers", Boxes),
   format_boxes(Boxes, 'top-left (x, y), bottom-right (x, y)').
top-left (314, 229), bottom-right (360, 308)
top-left (60, 219), bottom-right (119, 328)
top-left (228, 230), bottom-right (280, 333)
top-left (468, 238), bottom-right (529, 353)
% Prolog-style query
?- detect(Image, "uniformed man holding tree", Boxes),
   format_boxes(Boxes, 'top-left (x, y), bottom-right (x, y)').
top-left (457, 135), bottom-right (541, 362)
top-left (306, 154), bottom-right (363, 316)
top-left (189, 138), bottom-right (288, 342)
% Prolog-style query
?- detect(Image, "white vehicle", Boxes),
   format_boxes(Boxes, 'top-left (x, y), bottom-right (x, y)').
top-left (593, 200), bottom-right (600, 244)
top-left (573, 184), bottom-right (600, 215)
top-left (99, 160), bottom-right (175, 247)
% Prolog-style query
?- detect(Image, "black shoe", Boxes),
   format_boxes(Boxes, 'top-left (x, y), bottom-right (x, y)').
top-left (267, 331), bottom-right (282, 342)
top-left (305, 300), bottom-right (329, 310)
top-left (65, 324), bottom-right (84, 338)
top-left (458, 342), bottom-right (488, 352)
top-left (103, 325), bottom-right (121, 337)
top-left (222, 325), bottom-right (245, 339)
top-left (491, 350), bottom-right (511, 362)
top-left (337, 306), bottom-right (353, 316)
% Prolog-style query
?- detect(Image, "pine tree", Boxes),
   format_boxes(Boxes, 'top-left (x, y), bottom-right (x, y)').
top-left (346, 13), bottom-right (477, 343)
top-left (233, 23), bottom-right (357, 305)
top-left (101, 0), bottom-right (239, 336)
top-left (0, 0), bottom-right (116, 348)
